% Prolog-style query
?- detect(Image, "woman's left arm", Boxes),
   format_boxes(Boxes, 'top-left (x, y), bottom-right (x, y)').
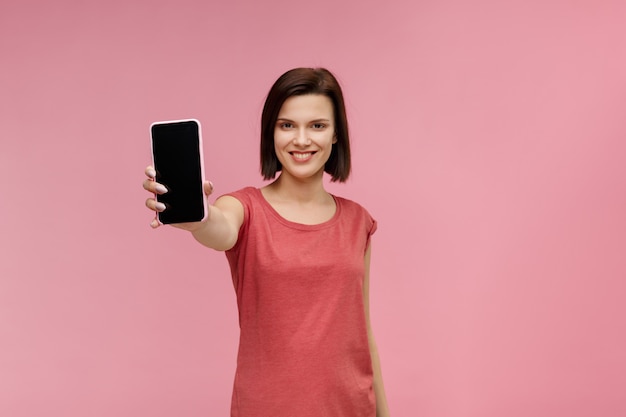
top-left (364, 244), bottom-right (391, 417)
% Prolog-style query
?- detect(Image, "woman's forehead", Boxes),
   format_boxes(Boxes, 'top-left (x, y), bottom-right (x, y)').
top-left (277, 94), bottom-right (334, 120)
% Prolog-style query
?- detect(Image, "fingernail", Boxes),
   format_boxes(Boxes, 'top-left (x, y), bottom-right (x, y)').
top-left (209, 181), bottom-right (214, 191)
top-left (150, 219), bottom-right (159, 228)
top-left (147, 169), bottom-right (156, 178)
top-left (155, 184), bottom-right (168, 193)
top-left (155, 202), bottom-right (166, 211)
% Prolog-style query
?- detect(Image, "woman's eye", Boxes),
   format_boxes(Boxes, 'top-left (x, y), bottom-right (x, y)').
top-left (312, 123), bottom-right (326, 129)
top-left (280, 123), bottom-right (293, 129)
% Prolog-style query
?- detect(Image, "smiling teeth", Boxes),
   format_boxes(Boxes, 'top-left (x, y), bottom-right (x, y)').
top-left (292, 153), bottom-right (312, 160)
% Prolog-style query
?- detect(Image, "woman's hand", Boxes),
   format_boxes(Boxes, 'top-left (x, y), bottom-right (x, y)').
top-left (142, 165), bottom-right (214, 230)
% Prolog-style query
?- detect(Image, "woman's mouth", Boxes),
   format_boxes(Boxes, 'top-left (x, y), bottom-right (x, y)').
top-left (290, 151), bottom-right (315, 161)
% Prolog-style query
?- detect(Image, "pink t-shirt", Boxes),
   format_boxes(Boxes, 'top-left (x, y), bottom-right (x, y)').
top-left (225, 187), bottom-right (377, 417)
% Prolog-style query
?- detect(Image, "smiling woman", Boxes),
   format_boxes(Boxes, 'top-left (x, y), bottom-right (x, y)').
top-left (142, 67), bottom-right (390, 417)
top-left (260, 67), bottom-right (351, 183)
top-left (272, 94), bottom-right (337, 184)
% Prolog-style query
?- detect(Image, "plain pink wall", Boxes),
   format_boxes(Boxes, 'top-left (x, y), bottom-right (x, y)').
top-left (1, 0), bottom-right (625, 416)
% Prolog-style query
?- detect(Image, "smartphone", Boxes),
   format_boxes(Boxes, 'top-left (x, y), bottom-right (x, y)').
top-left (150, 119), bottom-right (207, 224)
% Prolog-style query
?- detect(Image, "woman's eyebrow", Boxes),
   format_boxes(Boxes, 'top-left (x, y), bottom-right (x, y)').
top-left (276, 118), bottom-right (331, 122)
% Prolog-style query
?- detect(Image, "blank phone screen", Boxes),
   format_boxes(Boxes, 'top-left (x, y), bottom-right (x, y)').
top-left (151, 120), bottom-right (205, 224)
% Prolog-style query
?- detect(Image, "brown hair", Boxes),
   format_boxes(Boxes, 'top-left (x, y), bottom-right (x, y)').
top-left (260, 67), bottom-right (351, 182)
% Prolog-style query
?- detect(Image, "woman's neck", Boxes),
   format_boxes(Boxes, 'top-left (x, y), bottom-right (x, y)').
top-left (263, 171), bottom-right (330, 204)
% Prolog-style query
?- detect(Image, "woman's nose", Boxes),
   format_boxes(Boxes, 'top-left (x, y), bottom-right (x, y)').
top-left (293, 129), bottom-right (311, 145)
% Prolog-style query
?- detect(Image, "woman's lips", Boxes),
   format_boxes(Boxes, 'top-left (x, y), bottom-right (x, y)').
top-left (290, 151), bottom-right (315, 162)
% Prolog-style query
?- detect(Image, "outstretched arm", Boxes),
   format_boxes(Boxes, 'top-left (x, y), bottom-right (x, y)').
top-left (143, 166), bottom-right (243, 251)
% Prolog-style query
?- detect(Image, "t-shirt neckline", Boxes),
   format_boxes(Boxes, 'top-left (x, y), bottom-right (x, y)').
top-left (252, 187), bottom-right (341, 230)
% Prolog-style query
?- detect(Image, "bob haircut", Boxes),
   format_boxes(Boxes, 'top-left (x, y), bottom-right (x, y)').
top-left (260, 67), bottom-right (351, 182)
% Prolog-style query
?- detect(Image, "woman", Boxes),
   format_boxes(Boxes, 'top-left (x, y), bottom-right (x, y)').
top-left (143, 68), bottom-right (390, 417)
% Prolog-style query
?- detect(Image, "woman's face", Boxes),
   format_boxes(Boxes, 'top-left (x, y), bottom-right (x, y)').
top-left (273, 94), bottom-right (337, 182)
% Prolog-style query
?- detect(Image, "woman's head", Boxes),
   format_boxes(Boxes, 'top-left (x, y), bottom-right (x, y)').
top-left (260, 68), bottom-right (351, 182)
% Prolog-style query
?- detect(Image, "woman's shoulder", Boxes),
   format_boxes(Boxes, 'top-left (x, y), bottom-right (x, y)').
top-left (215, 187), bottom-right (260, 217)
top-left (334, 194), bottom-right (375, 219)
top-left (334, 193), bottom-right (368, 210)
top-left (226, 186), bottom-right (257, 197)
top-left (222, 186), bottom-right (260, 203)
top-left (333, 194), bottom-right (377, 236)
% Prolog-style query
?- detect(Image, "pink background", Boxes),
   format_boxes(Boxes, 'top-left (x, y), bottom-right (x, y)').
top-left (1, 0), bottom-right (625, 416)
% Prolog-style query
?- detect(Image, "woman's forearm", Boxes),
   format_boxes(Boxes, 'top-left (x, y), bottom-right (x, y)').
top-left (370, 336), bottom-right (390, 416)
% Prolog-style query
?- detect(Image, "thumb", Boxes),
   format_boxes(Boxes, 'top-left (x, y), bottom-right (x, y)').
top-left (203, 180), bottom-right (214, 196)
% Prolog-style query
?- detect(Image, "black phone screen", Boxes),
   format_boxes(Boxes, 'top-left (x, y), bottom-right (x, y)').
top-left (151, 120), bottom-right (205, 224)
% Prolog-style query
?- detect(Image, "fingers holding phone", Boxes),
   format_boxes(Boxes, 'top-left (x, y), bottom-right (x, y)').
top-left (143, 165), bottom-right (215, 229)
top-left (143, 166), bottom-right (166, 227)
